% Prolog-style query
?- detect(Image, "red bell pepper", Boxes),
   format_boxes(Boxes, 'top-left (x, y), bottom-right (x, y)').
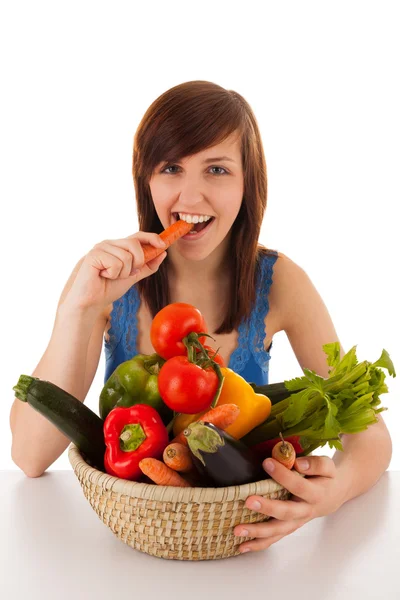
top-left (103, 404), bottom-right (169, 480)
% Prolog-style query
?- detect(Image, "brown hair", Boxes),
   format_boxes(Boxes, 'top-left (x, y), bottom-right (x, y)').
top-left (132, 80), bottom-right (272, 334)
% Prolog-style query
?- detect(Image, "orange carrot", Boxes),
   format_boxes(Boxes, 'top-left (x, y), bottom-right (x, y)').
top-left (271, 432), bottom-right (296, 469)
top-left (141, 220), bottom-right (194, 263)
top-left (139, 458), bottom-right (192, 487)
top-left (172, 403), bottom-right (240, 446)
top-left (163, 443), bottom-right (194, 472)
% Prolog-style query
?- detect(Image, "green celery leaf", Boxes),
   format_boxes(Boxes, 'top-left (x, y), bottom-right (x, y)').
top-left (342, 391), bottom-right (376, 415)
top-left (281, 388), bottom-right (316, 428)
top-left (302, 368), bottom-right (326, 393)
top-left (323, 342), bottom-right (342, 372)
top-left (328, 438), bottom-right (344, 451)
top-left (275, 413), bottom-right (285, 430)
top-left (268, 344), bottom-right (394, 452)
top-left (335, 345), bottom-right (359, 376)
top-left (369, 368), bottom-right (388, 394)
top-left (371, 349), bottom-right (396, 378)
top-left (335, 389), bottom-right (355, 410)
top-left (370, 397), bottom-right (382, 407)
top-left (339, 407), bottom-right (378, 433)
top-left (324, 394), bottom-right (339, 416)
top-left (322, 395), bottom-right (341, 439)
top-left (284, 375), bottom-right (311, 392)
top-left (299, 438), bottom-right (322, 454)
top-left (298, 436), bottom-right (331, 454)
top-left (327, 361), bottom-right (368, 393)
top-left (311, 412), bottom-right (328, 433)
top-left (351, 381), bottom-right (370, 395)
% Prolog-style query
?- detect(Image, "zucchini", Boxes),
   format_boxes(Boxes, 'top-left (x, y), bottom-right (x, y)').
top-left (184, 421), bottom-right (266, 487)
top-left (13, 375), bottom-right (106, 471)
top-left (249, 381), bottom-right (302, 405)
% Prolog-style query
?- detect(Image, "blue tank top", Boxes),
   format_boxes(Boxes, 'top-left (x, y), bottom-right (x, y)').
top-left (103, 249), bottom-right (279, 387)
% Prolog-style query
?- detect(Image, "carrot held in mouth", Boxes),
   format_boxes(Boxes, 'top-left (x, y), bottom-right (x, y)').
top-left (141, 220), bottom-right (194, 263)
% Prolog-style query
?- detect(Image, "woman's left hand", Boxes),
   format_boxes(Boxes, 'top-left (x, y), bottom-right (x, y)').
top-left (234, 455), bottom-right (347, 553)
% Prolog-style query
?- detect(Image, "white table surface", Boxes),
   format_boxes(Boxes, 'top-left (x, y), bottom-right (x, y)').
top-left (1, 469), bottom-right (399, 600)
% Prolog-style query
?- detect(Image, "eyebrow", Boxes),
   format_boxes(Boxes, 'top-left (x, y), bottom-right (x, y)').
top-left (203, 156), bottom-right (236, 164)
top-left (159, 155), bottom-right (236, 167)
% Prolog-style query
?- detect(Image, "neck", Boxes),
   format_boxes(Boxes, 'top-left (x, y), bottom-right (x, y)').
top-left (167, 236), bottom-right (232, 288)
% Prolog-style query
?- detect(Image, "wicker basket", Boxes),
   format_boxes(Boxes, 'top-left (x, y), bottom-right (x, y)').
top-left (68, 443), bottom-right (291, 561)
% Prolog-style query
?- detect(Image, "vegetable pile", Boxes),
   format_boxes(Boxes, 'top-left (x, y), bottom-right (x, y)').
top-left (13, 302), bottom-right (396, 488)
top-left (243, 343), bottom-right (396, 458)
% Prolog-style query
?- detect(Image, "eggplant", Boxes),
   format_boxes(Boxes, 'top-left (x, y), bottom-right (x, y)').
top-left (183, 421), bottom-right (267, 487)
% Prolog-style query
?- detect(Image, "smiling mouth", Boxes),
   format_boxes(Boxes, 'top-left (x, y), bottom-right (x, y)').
top-left (172, 213), bottom-right (215, 232)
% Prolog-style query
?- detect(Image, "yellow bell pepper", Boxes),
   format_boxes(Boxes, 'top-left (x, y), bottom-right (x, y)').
top-left (172, 367), bottom-right (271, 439)
top-left (215, 368), bottom-right (271, 438)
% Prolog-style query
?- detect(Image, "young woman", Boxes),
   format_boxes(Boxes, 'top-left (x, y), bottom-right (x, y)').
top-left (10, 80), bottom-right (392, 553)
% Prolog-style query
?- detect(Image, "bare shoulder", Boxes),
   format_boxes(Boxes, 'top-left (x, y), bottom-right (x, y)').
top-left (267, 251), bottom-right (345, 377)
top-left (264, 251), bottom-right (299, 330)
top-left (267, 251), bottom-right (311, 314)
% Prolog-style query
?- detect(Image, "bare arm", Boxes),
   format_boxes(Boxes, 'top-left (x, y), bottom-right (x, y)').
top-left (276, 253), bottom-right (392, 497)
top-left (272, 252), bottom-right (346, 377)
top-left (10, 231), bottom-right (168, 478)
top-left (9, 258), bottom-right (109, 477)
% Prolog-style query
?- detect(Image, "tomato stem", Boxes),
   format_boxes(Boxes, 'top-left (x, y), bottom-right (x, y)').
top-left (211, 365), bottom-right (225, 408)
top-left (183, 336), bottom-right (197, 363)
top-left (181, 331), bottom-right (225, 408)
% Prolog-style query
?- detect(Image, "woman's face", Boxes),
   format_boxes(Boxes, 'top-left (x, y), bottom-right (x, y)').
top-left (148, 131), bottom-right (244, 261)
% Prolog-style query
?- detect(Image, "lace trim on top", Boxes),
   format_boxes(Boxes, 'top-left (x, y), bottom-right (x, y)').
top-left (104, 250), bottom-right (279, 373)
top-left (228, 250), bottom-right (278, 374)
top-left (103, 287), bottom-right (140, 362)
top-left (103, 295), bottom-right (125, 361)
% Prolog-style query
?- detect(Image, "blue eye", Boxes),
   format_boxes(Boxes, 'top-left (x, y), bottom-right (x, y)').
top-left (210, 166), bottom-right (228, 175)
top-left (162, 165), bottom-right (180, 174)
top-left (161, 165), bottom-right (228, 175)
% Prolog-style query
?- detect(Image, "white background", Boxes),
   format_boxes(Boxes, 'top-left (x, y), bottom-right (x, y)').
top-left (1, 1), bottom-right (398, 471)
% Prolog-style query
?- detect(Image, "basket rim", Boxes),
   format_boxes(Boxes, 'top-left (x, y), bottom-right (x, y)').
top-left (68, 443), bottom-right (287, 503)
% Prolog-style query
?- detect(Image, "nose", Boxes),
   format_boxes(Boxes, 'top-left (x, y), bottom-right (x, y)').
top-left (177, 174), bottom-right (205, 209)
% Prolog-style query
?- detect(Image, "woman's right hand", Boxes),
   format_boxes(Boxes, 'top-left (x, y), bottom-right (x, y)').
top-left (62, 232), bottom-right (167, 314)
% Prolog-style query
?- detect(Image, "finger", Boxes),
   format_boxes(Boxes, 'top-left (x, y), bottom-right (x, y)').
top-left (95, 242), bottom-right (133, 279)
top-left (145, 250), bottom-right (168, 272)
top-left (240, 533), bottom-right (284, 553)
top-left (294, 455), bottom-right (336, 478)
top-left (124, 235), bottom-right (168, 269)
top-left (100, 233), bottom-right (166, 274)
top-left (126, 231), bottom-right (167, 250)
top-left (239, 519), bottom-right (308, 552)
top-left (88, 248), bottom-right (125, 280)
top-left (235, 513), bottom-right (308, 540)
top-left (239, 519), bottom-right (308, 553)
top-left (262, 458), bottom-right (314, 503)
top-left (237, 495), bottom-right (311, 523)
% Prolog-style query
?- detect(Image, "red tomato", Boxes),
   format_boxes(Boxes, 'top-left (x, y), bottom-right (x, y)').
top-left (150, 303), bottom-right (208, 360)
top-left (196, 345), bottom-right (225, 367)
top-left (158, 356), bottom-right (219, 413)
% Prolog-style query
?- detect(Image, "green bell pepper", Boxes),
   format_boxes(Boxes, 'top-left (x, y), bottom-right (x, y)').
top-left (99, 353), bottom-right (173, 424)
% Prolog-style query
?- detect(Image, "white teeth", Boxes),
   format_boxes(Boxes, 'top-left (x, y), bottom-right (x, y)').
top-left (178, 212), bottom-right (212, 223)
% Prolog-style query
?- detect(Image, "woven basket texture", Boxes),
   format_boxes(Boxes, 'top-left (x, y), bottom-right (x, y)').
top-left (68, 443), bottom-right (291, 561)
